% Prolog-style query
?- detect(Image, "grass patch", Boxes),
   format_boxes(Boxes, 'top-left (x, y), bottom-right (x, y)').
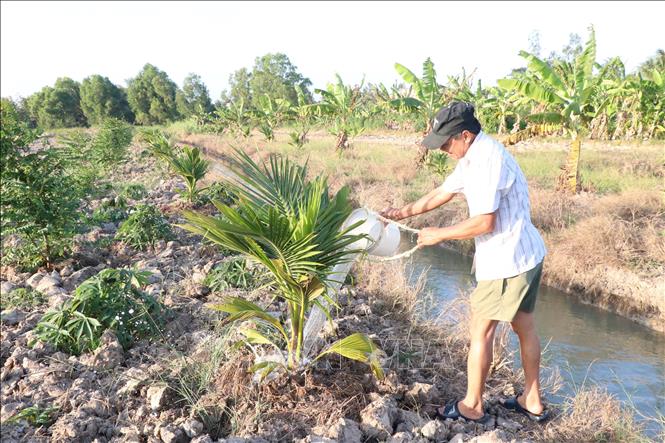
top-left (1, 287), bottom-right (47, 311)
top-left (514, 147), bottom-right (663, 193)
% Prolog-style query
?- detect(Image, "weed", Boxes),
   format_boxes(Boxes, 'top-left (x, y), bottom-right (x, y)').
top-left (0, 287), bottom-right (47, 311)
top-left (204, 258), bottom-right (260, 292)
top-left (5, 405), bottom-right (59, 427)
top-left (115, 204), bottom-right (173, 250)
top-left (119, 183), bottom-right (148, 200)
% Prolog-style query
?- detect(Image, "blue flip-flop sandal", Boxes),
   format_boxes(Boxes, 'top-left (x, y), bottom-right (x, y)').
top-left (436, 399), bottom-right (493, 425)
top-left (501, 394), bottom-right (551, 423)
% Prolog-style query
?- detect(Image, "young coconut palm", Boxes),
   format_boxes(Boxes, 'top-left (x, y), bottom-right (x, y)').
top-left (139, 129), bottom-right (176, 163)
top-left (180, 150), bottom-right (384, 380)
top-left (167, 145), bottom-right (209, 202)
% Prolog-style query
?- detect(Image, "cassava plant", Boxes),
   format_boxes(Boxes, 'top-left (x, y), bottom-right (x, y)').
top-left (181, 149), bottom-right (385, 380)
top-left (115, 204), bottom-right (173, 250)
top-left (1, 104), bottom-right (82, 270)
top-left (33, 268), bottom-right (164, 355)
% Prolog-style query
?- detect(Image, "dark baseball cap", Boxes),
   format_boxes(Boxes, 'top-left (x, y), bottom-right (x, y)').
top-left (421, 102), bottom-right (482, 149)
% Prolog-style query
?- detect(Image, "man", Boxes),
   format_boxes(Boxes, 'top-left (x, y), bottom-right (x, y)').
top-left (380, 102), bottom-right (550, 423)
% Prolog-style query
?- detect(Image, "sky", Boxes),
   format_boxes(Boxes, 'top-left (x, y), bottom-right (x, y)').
top-left (2, 1), bottom-right (664, 101)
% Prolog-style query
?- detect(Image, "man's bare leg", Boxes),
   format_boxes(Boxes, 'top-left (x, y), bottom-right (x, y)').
top-left (457, 316), bottom-right (499, 419)
top-left (510, 310), bottom-right (544, 414)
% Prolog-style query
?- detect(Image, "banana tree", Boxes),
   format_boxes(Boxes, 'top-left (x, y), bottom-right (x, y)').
top-left (286, 84), bottom-right (315, 149)
top-left (181, 150), bottom-right (384, 380)
top-left (315, 74), bottom-right (366, 151)
top-left (498, 27), bottom-right (603, 193)
top-left (372, 82), bottom-right (416, 130)
top-left (393, 58), bottom-right (447, 164)
top-left (215, 98), bottom-right (253, 139)
top-left (252, 94), bottom-right (291, 142)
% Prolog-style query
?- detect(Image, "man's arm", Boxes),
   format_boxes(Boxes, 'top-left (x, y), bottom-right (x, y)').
top-left (416, 212), bottom-right (497, 247)
top-left (381, 186), bottom-right (456, 220)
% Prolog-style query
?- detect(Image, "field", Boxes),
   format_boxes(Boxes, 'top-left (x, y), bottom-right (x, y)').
top-left (1, 123), bottom-right (662, 442)
top-left (173, 128), bottom-right (665, 333)
top-left (2, 24), bottom-right (664, 441)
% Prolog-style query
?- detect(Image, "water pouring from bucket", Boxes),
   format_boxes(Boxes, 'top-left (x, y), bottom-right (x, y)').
top-left (342, 208), bottom-right (402, 257)
top-left (302, 208), bottom-right (420, 357)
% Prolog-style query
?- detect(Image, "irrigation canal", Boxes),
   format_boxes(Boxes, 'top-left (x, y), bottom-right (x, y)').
top-left (403, 244), bottom-right (664, 436)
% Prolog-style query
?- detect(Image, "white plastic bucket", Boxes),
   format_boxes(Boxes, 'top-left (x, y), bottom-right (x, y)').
top-left (342, 208), bottom-right (401, 257)
top-left (368, 222), bottom-right (401, 257)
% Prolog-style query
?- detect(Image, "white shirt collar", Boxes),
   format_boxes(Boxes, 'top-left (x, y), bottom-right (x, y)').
top-left (460, 130), bottom-right (485, 166)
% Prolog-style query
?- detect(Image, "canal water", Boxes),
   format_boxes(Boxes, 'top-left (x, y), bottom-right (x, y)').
top-left (403, 244), bottom-right (665, 436)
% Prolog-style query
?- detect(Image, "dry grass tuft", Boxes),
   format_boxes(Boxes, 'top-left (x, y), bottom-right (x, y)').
top-left (203, 351), bottom-right (374, 440)
top-left (353, 258), bottom-right (427, 321)
top-left (541, 387), bottom-right (645, 442)
top-left (529, 187), bottom-right (588, 232)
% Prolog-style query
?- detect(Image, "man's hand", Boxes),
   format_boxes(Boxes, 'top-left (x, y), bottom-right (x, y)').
top-left (379, 207), bottom-right (403, 220)
top-left (417, 227), bottom-right (445, 248)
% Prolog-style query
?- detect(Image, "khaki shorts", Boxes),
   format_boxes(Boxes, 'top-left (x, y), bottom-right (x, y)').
top-left (470, 261), bottom-right (544, 322)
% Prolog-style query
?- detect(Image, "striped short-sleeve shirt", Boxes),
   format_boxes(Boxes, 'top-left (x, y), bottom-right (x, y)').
top-left (441, 131), bottom-right (546, 281)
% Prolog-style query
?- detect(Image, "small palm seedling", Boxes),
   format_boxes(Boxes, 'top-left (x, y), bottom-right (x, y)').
top-left (139, 129), bottom-right (176, 162)
top-left (166, 145), bottom-right (210, 202)
top-left (181, 149), bottom-right (385, 381)
top-left (32, 268), bottom-right (164, 355)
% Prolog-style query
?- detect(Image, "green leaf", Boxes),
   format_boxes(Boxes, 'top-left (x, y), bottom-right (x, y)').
top-left (394, 63), bottom-right (422, 98)
top-left (239, 326), bottom-right (280, 348)
top-left (209, 296), bottom-right (288, 342)
top-left (250, 360), bottom-right (284, 382)
top-left (315, 333), bottom-right (385, 379)
top-left (518, 50), bottom-right (567, 94)
top-left (497, 78), bottom-right (566, 105)
top-left (575, 26), bottom-right (597, 99)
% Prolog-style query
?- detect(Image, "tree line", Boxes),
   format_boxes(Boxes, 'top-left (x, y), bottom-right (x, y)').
top-left (2, 36), bottom-right (664, 146)
top-left (2, 53), bottom-right (311, 129)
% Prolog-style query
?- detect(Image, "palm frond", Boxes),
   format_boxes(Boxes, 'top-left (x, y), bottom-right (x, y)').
top-left (315, 333), bottom-right (385, 379)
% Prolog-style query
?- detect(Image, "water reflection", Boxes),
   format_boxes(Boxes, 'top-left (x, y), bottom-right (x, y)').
top-left (403, 244), bottom-right (665, 433)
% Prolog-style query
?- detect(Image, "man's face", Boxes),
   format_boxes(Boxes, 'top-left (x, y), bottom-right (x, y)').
top-left (439, 132), bottom-right (467, 160)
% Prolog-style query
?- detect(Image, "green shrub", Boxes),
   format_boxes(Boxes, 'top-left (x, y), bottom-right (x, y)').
top-left (424, 150), bottom-right (452, 179)
top-left (33, 268), bottom-right (164, 355)
top-left (91, 206), bottom-right (128, 224)
top-left (115, 204), bottom-right (173, 250)
top-left (89, 195), bottom-right (129, 224)
top-left (119, 183), bottom-right (147, 200)
top-left (204, 258), bottom-right (260, 292)
top-left (60, 118), bottom-right (133, 172)
top-left (198, 181), bottom-right (237, 207)
top-left (1, 107), bottom-right (82, 270)
top-left (90, 118), bottom-right (134, 167)
top-left (0, 287), bottom-right (47, 311)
